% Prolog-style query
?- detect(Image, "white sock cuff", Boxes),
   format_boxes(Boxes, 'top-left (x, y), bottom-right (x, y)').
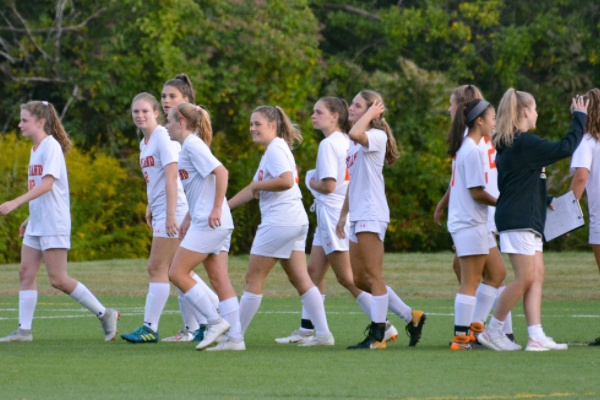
top-left (301, 286), bottom-right (320, 300)
top-left (219, 297), bottom-right (239, 315)
top-left (455, 293), bottom-right (477, 305)
top-left (241, 291), bottom-right (263, 300)
top-left (69, 282), bottom-right (87, 301)
top-left (476, 283), bottom-right (498, 296)
top-left (19, 290), bottom-right (38, 299)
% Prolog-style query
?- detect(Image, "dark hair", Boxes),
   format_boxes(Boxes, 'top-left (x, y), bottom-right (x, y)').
top-left (171, 103), bottom-right (213, 146)
top-left (447, 99), bottom-right (493, 157)
top-left (253, 106), bottom-right (303, 149)
top-left (21, 101), bottom-right (72, 153)
top-left (318, 96), bottom-right (352, 133)
top-left (163, 73), bottom-right (195, 103)
top-left (357, 90), bottom-right (399, 166)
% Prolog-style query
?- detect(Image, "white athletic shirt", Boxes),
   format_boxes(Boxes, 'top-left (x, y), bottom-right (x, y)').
top-left (139, 125), bottom-right (188, 217)
top-left (571, 133), bottom-right (600, 232)
top-left (448, 136), bottom-right (488, 233)
top-left (254, 137), bottom-right (308, 226)
top-left (26, 135), bottom-right (70, 236)
top-left (313, 131), bottom-right (350, 209)
top-left (346, 128), bottom-right (389, 222)
top-left (478, 136), bottom-right (499, 233)
top-left (178, 134), bottom-right (233, 229)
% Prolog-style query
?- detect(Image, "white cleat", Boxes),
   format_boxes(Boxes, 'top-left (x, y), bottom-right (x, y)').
top-left (100, 308), bottom-right (120, 341)
top-left (298, 333), bottom-right (335, 347)
top-left (384, 322), bottom-right (399, 343)
top-left (0, 328), bottom-right (33, 342)
top-left (478, 327), bottom-right (522, 351)
top-left (525, 337), bottom-right (568, 351)
top-left (274, 329), bottom-right (314, 344)
top-left (162, 329), bottom-right (195, 342)
top-left (196, 319), bottom-right (230, 351)
top-left (206, 338), bottom-right (246, 351)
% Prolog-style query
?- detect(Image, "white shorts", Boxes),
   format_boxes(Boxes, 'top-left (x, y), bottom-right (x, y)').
top-left (349, 221), bottom-right (388, 243)
top-left (589, 229), bottom-right (600, 245)
top-left (181, 228), bottom-right (232, 254)
top-left (451, 225), bottom-right (495, 257)
top-left (152, 212), bottom-right (187, 238)
top-left (23, 235), bottom-right (70, 251)
top-left (312, 204), bottom-right (349, 254)
top-left (251, 225), bottom-right (308, 259)
top-left (499, 230), bottom-right (543, 255)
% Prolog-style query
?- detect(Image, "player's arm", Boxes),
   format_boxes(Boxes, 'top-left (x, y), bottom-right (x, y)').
top-left (336, 186), bottom-right (350, 239)
top-left (250, 171), bottom-right (294, 192)
top-left (163, 162), bottom-right (179, 237)
top-left (0, 175), bottom-right (55, 216)
top-left (208, 165), bottom-right (228, 229)
top-left (348, 101), bottom-right (385, 147)
top-left (469, 186), bottom-right (496, 207)
top-left (310, 177), bottom-right (336, 194)
top-left (570, 167), bottom-right (589, 200)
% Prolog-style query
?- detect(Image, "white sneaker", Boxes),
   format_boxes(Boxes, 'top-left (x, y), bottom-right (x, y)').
top-left (384, 322), bottom-right (398, 343)
top-left (196, 319), bottom-right (230, 351)
top-left (162, 329), bottom-right (195, 342)
top-left (525, 337), bottom-right (568, 351)
top-left (298, 333), bottom-right (335, 347)
top-left (274, 329), bottom-right (314, 344)
top-left (99, 308), bottom-right (120, 341)
top-left (205, 338), bottom-right (246, 351)
top-left (0, 328), bottom-right (33, 342)
top-left (478, 327), bottom-right (522, 351)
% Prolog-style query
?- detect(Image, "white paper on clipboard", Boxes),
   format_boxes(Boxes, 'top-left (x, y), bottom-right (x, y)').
top-left (544, 191), bottom-right (584, 241)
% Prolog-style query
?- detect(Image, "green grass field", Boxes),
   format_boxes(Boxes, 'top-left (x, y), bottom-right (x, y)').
top-left (1, 252), bottom-right (599, 400)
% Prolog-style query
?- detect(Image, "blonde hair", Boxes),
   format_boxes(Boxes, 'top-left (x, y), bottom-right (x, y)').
top-left (585, 89), bottom-right (600, 141)
top-left (493, 88), bottom-right (535, 148)
top-left (131, 92), bottom-right (163, 124)
top-left (20, 101), bottom-right (72, 153)
top-left (253, 106), bottom-right (303, 149)
top-left (451, 84), bottom-right (483, 105)
top-left (357, 90), bottom-right (399, 166)
top-left (171, 102), bottom-right (213, 146)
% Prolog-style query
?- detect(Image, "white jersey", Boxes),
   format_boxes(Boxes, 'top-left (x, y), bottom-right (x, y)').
top-left (178, 135), bottom-right (233, 230)
top-left (139, 125), bottom-right (188, 217)
top-left (478, 136), bottom-right (499, 233)
top-left (254, 137), bottom-right (308, 226)
top-left (26, 136), bottom-right (70, 236)
top-left (313, 131), bottom-right (349, 209)
top-left (346, 128), bottom-right (389, 222)
top-left (448, 136), bottom-right (488, 233)
top-left (571, 133), bottom-right (600, 233)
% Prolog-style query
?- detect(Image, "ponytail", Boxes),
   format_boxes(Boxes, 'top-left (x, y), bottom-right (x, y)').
top-left (253, 105), bottom-right (303, 149)
top-left (586, 88), bottom-right (600, 141)
top-left (20, 101), bottom-right (72, 153)
top-left (447, 99), bottom-right (491, 157)
top-left (163, 73), bottom-right (196, 103)
top-left (494, 88), bottom-right (535, 149)
top-left (172, 102), bottom-right (213, 146)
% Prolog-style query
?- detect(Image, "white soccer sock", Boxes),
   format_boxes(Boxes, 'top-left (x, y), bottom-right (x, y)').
top-left (386, 286), bottom-right (412, 323)
top-left (472, 283), bottom-right (498, 325)
top-left (183, 283), bottom-right (221, 325)
top-left (454, 293), bottom-right (476, 330)
top-left (143, 282), bottom-right (170, 331)
top-left (488, 316), bottom-right (505, 332)
top-left (18, 290), bottom-right (38, 330)
top-left (192, 272), bottom-right (219, 308)
top-left (70, 282), bottom-right (106, 317)
top-left (528, 324), bottom-right (545, 342)
top-left (495, 286), bottom-right (514, 334)
top-left (356, 291), bottom-right (372, 319)
top-left (371, 293), bottom-right (389, 324)
top-left (220, 297), bottom-right (243, 342)
top-left (239, 291), bottom-right (263, 334)
top-left (300, 293), bottom-right (325, 323)
top-left (177, 288), bottom-right (200, 331)
top-left (301, 287), bottom-right (331, 335)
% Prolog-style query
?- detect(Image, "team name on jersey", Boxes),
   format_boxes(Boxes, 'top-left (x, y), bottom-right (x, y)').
top-left (257, 170), bottom-right (264, 181)
top-left (179, 169), bottom-right (189, 181)
top-left (346, 152), bottom-right (358, 169)
top-left (28, 165), bottom-right (43, 177)
top-left (140, 156), bottom-right (155, 168)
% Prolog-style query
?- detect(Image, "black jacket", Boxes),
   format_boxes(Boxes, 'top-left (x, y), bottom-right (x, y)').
top-left (495, 112), bottom-right (587, 237)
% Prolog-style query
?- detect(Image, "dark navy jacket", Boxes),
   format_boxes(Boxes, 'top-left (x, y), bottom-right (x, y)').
top-left (495, 112), bottom-right (587, 237)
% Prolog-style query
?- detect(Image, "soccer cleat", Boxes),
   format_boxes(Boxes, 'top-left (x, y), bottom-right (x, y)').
top-left (468, 322), bottom-right (484, 343)
top-left (450, 335), bottom-right (471, 351)
top-left (525, 337), bottom-right (568, 351)
top-left (384, 321), bottom-right (398, 343)
top-left (506, 333), bottom-right (517, 343)
top-left (192, 325), bottom-right (207, 342)
top-left (347, 322), bottom-right (387, 350)
top-left (298, 333), bottom-right (335, 347)
top-left (405, 310), bottom-right (426, 346)
top-left (274, 329), bottom-right (314, 344)
top-left (205, 338), bottom-right (246, 351)
top-left (477, 327), bottom-right (522, 351)
top-left (99, 308), bottom-right (120, 341)
top-left (162, 329), bottom-right (195, 342)
top-left (196, 319), bottom-right (230, 351)
top-left (588, 336), bottom-right (600, 346)
top-left (121, 325), bottom-right (159, 343)
top-left (0, 328), bottom-right (33, 342)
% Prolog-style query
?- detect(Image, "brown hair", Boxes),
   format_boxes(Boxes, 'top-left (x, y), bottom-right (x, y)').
top-left (451, 84), bottom-right (483, 105)
top-left (171, 102), bottom-right (213, 146)
top-left (357, 90), bottom-right (399, 166)
top-left (493, 88), bottom-right (535, 149)
top-left (317, 96), bottom-right (352, 133)
top-left (586, 89), bottom-right (600, 141)
top-left (253, 106), bottom-right (303, 149)
top-left (163, 73), bottom-right (196, 103)
top-left (131, 92), bottom-right (163, 124)
top-left (446, 99), bottom-right (493, 157)
top-left (20, 101), bottom-right (72, 153)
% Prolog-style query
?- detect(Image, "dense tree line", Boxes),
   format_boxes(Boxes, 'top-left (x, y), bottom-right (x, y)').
top-left (1, 0), bottom-right (598, 262)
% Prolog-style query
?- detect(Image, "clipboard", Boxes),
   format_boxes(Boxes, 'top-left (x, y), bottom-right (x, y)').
top-left (544, 190), bottom-right (584, 241)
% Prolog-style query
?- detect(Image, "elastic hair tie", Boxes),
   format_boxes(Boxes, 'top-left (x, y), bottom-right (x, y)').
top-left (466, 100), bottom-right (490, 123)
top-left (42, 101), bottom-right (49, 106)
top-left (196, 105), bottom-right (201, 112)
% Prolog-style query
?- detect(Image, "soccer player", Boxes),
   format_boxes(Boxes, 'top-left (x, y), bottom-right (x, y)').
top-left (0, 100), bottom-right (118, 342)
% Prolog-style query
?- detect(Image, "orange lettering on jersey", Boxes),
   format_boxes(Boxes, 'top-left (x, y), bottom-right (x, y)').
top-left (179, 169), bottom-right (189, 180)
top-left (140, 156), bottom-right (155, 168)
top-left (487, 147), bottom-right (496, 169)
top-left (294, 166), bottom-right (300, 184)
top-left (344, 168), bottom-right (350, 181)
top-left (28, 165), bottom-right (43, 177)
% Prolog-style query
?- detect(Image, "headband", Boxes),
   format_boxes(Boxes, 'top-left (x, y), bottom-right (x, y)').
top-left (177, 106), bottom-right (190, 125)
top-left (466, 100), bottom-right (490, 123)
